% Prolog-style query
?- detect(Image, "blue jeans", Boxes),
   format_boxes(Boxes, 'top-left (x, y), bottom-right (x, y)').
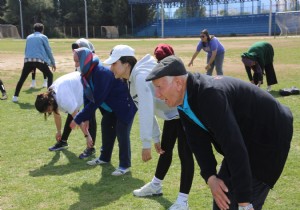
top-left (99, 110), bottom-right (133, 169)
top-left (212, 160), bottom-right (270, 210)
top-left (206, 52), bottom-right (224, 76)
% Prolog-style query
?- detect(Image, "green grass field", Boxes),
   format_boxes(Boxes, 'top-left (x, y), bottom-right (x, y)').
top-left (0, 37), bottom-right (299, 210)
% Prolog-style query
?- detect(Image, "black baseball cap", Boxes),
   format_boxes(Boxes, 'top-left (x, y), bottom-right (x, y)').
top-left (146, 55), bottom-right (187, 81)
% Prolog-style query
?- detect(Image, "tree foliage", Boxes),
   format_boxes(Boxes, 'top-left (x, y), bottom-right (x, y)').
top-left (0, 0), bottom-right (7, 23)
top-left (1, 0), bottom-right (156, 37)
top-left (174, 0), bottom-right (206, 18)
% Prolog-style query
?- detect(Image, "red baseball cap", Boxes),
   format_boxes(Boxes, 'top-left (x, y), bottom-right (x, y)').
top-left (154, 44), bottom-right (174, 61)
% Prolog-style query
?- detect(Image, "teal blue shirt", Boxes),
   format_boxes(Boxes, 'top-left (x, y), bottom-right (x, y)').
top-left (177, 91), bottom-right (208, 132)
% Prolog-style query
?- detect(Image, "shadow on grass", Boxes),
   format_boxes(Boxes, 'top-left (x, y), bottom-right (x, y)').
top-left (29, 149), bottom-right (173, 209)
top-left (24, 87), bottom-right (45, 93)
top-left (14, 101), bottom-right (35, 109)
top-left (29, 149), bottom-right (93, 177)
top-left (269, 90), bottom-right (282, 98)
top-left (69, 167), bottom-right (173, 210)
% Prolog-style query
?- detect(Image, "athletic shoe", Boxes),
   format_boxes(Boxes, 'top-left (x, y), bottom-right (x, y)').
top-left (87, 157), bottom-right (108, 166)
top-left (133, 182), bottom-right (163, 197)
top-left (12, 96), bottom-right (18, 102)
top-left (266, 86), bottom-right (271, 92)
top-left (30, 80), bottom-right (36, 88)
top-left (42, 80), bottom-right (48, 88)
top-left (79, 147), bottom-right (96, 159)
top-left (0, 94), bottom-right (7, 100)
top-left (169, 202), bottom-right (189, 210)
top-left (112, 167), bottom-right (130, 176)
top-left (48, 141), bottom-right (68, 151)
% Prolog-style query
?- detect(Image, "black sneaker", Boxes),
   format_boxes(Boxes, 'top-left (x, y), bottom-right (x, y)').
top-left (48, 141), bottom-right (68, 151)
top-left (79, 148), bottom-right (96, 159)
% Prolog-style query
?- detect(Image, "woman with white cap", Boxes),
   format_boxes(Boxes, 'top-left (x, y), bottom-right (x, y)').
top-left (103, 44), bottom-right (193, 210)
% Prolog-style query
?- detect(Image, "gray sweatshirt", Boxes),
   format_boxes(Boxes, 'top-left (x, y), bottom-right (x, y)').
top-left (129, 54), bottom-right (179, 148)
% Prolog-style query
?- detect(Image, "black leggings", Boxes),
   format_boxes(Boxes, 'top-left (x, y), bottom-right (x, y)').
top-left (14, 62), bottom-right (53, 96)
top-left (155, 119), bottom-right (194, 194)
top-left (61, 113), bottom-right (97, 145)
top-left (31, 68), bottom-right (47, 80)
top-left (0, 79), bottom-right (6, 94)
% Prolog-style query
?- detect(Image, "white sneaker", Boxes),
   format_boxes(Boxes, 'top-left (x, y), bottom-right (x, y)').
top-left (111, 167), bottom-right (130, 176)
top-left (42, 80), bottom-right (48, 88)
top-left (133, 182), bottom-right (163, 197)
top-left (30, 80), bottom-right (36, 88)
top-left (267, 86), bottom-right (272, 92)
top-left (12, 96), bottom-right (18, 102)
top-left (169, 202), bottom-right (189, 210)
top-left (86, 158), bottom-right (108, 166)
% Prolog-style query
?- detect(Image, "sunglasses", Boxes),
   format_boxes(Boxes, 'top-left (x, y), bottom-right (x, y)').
top-left (200, 35), bottom-right (205, 38)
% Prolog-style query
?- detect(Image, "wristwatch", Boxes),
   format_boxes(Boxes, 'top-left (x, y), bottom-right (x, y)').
top-left (238, 203), bottom-right (253, 210)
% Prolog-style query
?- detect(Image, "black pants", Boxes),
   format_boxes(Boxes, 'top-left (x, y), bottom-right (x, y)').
top-left (31, 68), bottom-right (47, 80)
top-left (155, 119), bottom-right (194, 194)
top-left (0, 79), bottom-right (6, 94)
top-left (264, 63), bottom-right (278, 86)
top-left (61, 112), bottom-right (97, 145)
top-left (14, 62), bottom-right (53, 96)
top-left (213, 160), bottom-right (270, 210)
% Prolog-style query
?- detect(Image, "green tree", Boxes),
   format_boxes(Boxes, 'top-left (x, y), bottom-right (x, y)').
top-left (0, 0), bottom-right (7, 23)
top-left (2, 0), bottom-right (158, 37)
top-left (4, 0), bottom-right (59, 37)
top-left (174, 1), bottom-right (206, 18)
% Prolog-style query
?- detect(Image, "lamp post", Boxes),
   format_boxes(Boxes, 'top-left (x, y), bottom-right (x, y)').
top-left (269, 0), bottom-right (272, 36)
top-left (18, 0), bottom-right (24, 39)
top-left (161, 0), bottom-right (164, 38)
top-left (84, 0), bottom-right (88, 38)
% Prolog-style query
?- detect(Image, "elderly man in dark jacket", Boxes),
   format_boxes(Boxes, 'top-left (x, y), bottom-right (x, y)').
top-left (146, 55), bottom-right (293, 210)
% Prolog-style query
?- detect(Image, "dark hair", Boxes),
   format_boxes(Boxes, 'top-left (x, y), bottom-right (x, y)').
top-left (34, 23), bottom-right (44, 33)
top-left (200, 29), bottom-right (211, 46)
top-left (72, 43), bottom-right (80, 50)
top-left (35, 89), bottom-right (58, 120)
top-left (119, 56), bottom-right (137, 72)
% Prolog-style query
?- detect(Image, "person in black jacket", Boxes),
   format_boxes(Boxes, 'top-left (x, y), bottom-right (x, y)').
top-left (146, 55), bottom-right (293, 210)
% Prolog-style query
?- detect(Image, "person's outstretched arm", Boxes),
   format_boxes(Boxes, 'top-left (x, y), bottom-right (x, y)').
top-left (188, 51), bottom-right (199, 67)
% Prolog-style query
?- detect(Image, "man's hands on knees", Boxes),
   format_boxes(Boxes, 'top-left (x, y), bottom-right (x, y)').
top-left (207, 175), bottom-right (230, 210)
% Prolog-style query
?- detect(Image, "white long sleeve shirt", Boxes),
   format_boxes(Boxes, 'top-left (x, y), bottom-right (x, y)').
top-left (129, 54), bottom-right (179, 148)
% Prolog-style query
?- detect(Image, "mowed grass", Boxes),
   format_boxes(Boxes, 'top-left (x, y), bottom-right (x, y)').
top-left (0, 37), bottom-right (299, 210)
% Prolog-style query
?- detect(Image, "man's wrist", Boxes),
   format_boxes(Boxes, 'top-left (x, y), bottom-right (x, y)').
top-left (238, 203), bottom-right (253, 210)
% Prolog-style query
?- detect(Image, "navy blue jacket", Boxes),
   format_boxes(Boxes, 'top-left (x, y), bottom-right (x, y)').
top-left (179, 72), bottom-right (293, 202)
top-left (74, 65), bottom-right (136, 125)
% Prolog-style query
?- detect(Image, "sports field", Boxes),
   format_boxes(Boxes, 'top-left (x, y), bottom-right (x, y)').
top-left (0, 37), bottom-right (299, 209)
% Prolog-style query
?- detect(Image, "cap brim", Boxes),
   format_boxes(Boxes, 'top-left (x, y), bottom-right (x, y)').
top-left (145, 74), bottom-right (158, 81)
top-left (103, 56), bottom-right (119, 65)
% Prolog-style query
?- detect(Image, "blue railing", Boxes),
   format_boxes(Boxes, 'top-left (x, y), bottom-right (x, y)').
top-left (135, 14), bottom-right (281, 37)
